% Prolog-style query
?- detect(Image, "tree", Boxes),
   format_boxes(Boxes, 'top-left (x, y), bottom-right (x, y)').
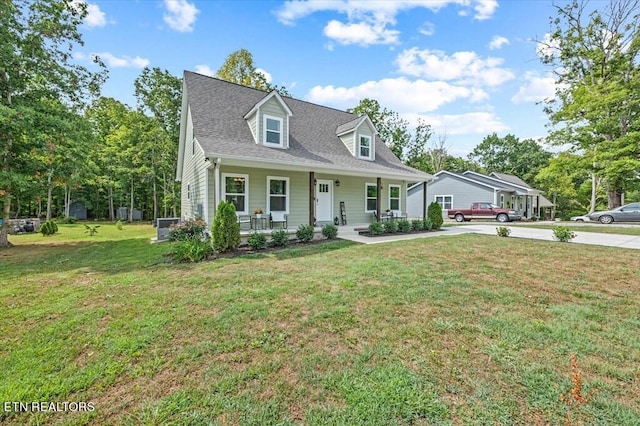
top-left (134, 67), bottom-right (183, 219)
top-left (0, 0), bottom-right (106, 247)
top-left (216, 49), bottom-right (292, 96)
top-left (540, 0), bottom-right (640, 207)
top-left (468, 133), bottom-right (552, 184)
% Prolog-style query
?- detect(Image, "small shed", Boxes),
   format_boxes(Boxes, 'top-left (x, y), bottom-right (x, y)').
top-left (116, 207), bottom-right (143, 221)
top-left (69, 201), bottom-right (87, 220)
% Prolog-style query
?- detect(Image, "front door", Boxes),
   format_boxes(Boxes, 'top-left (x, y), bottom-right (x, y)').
top-left (316, 180), bottom-right (333, 222)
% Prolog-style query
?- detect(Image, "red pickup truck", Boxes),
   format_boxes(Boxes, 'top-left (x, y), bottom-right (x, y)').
top-left (448, 202), bottom-right (521, 222)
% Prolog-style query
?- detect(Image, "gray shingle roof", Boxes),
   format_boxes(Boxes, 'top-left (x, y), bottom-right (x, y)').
top-left (184, 71), bottom-right (431, 180)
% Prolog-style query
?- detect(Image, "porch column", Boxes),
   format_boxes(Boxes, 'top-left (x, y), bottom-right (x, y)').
top-left (422, 181), bottom-right (427, 220)
top-left (376, 177), bottom-right (382, 222)
top-left (536, 195), bottom-right (540, 218)
top-left (309, 172), bottom-right (315, 226)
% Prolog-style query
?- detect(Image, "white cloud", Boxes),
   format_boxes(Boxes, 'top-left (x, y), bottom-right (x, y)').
top-left (306, 77), bottom-right (486, 114)
top-left (255, 68), bottom-right (272, 83)
top-left (408, 112), bottom-right (509, 136)
top-left (96, 52), bottom-right (150, 68)
top-left (511, 72), bottom-right (557, 104)
top-left (70, 1), bottom-right (107, 28)
top-left (275, 1), bottom-right (497, 46)
top-left (323, 20), bottom-right (399, 45)
top-left (536, 33), bottom-right (560, 61)
top-left (276, 1), bottom-right (498, 25)
top-left (163, 0), bottom-right (199, 32)
top-left (396, 48), bottom-right (515, 87)
top-left (419, 22), bottom-right (435, 36)
top-left (194, 65), bottom-right (215, 76)
top-left (489, 35), bottom-right (509, 50)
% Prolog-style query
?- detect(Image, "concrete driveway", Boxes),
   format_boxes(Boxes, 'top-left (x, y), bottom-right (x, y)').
top-left (339, 223), bottom-right (640, 249)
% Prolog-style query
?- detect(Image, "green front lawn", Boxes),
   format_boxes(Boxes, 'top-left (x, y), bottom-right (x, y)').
top-left (1, 224), bottom-right (639, 424)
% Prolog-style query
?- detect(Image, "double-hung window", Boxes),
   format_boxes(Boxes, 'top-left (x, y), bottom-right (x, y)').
top-left (264, 115), bottom-right (283, 146)
top-left (434, 195), bottom-right (452, 210)
top-left (359, 135), bottom-right (371, 159)
top-left (388, 185), bottom-right (400, 211)
top-left (365, 183), bottom-right (377, 212)
top-left (223, 174), bottom-right (248, 214)
top-left (267, 176), bottom-right (289, 213)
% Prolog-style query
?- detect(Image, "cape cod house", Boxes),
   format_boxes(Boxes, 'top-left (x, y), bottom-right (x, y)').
top-left (176, 71), bottom-right (432, 229)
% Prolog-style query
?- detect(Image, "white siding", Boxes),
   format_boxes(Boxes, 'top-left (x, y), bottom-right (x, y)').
top-left (180, 106), bottom-right (208, 221)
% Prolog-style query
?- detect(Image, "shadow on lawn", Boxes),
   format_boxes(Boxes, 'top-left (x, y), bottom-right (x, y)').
top-left (0, 238), bottom-right (172, 279)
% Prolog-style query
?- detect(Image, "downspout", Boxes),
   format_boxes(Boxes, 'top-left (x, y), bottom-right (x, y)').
top-left (213, 158), bottom-right (222, 220)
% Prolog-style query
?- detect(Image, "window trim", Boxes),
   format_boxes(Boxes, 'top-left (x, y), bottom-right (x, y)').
top-left (266, 176), bottom-right (290, 214)
top-left (365, 182), bottom-right (377, 213)
top-left (434, 195), bottom-right (453, 211)
top-left (388, 184), bottom-right (401, 212)
top-left (263, 114), bottom-right (283, 147)
top-left (359, 134), bottom-right (372, 159)
top-left (222, 173), bottom-right (249, 215)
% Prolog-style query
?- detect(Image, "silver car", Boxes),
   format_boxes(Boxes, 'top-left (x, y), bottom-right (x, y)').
top-left (588, 202), bottom-right (640, 224)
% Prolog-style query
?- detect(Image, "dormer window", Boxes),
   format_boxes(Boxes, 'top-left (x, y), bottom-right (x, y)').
top-left (264, 115), bottom-right (283, 146)
top-left (359, 135), bottom-right (372, 159)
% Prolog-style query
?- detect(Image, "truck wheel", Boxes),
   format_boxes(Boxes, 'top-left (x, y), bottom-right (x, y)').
top-left (497, 213), bottom-right (509, 223)
top-left (454, 214), bottom-right (465, 222)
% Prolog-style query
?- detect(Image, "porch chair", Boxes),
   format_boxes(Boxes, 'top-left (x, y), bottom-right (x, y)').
top-left (270, 211), bottom-right (288, 229)
top-left (236, 213), bottom-right (251, 230)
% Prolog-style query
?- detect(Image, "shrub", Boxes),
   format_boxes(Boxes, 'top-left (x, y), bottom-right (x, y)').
top-left (411, 219), bottom-right (424, 231)
top-left (169, 218), bottom-right (207, 242)
top-left (40, 220), bottom-right (58, 236)
top-left (496, 226), bottom-right (511, 237)
top-left (427, 202), bottom-right (444, 230)
top-left (422, 219), bottom-right (433, 231)
top-left (212, 202), bottom-right (241, 252)
top-left (270, 228), bottom-right (289, 247)
top-left (383, 220), bottom-right (398, 233)
top-left (116, 220), bottom-right (124, 230)
top-left (553, 226), bottom-right (576, 242)
top-left (321, 224), bottom-right (338, 239)
top-left (57, 216), bottom-right (77, 224)
top-left (296, 224), bottom-right (315, 242)
top-left (369, 222), bottom-right (384, 235)
top-left (247, 232), bottom-right (267, 250)
top-left (84, 224), bottom-right (100, 236)
top-left (170, 239), bottom-right (213, 263)
top-left (397, 219), bottom-right (411, 233)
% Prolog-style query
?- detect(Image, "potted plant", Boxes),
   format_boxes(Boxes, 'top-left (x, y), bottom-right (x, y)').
top-left (254, 207), bottom-right (263, 218)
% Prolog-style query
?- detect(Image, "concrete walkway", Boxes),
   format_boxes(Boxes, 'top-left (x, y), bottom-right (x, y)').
top-left (338, 223), bottom-right (640, 249)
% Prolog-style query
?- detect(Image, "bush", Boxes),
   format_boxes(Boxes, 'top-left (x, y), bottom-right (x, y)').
top-left (40, 220), bottom-right (58, 236)
top-left (411, 219), bottom-right (424, 231)
top-left (84, 224), bottom-right (100, 236)
top-left (212, 202), bottom-right (240, 253)
top-left (427, 202), bottom-right (444, 230)
top-left (116, 220), bottom-right (124, 230)
top-left (369, 222), bottom-right (384, 235)
top-left (57, 216), bottom-right (77, 224)
top-left (496, 226), bottom-right (511, 237)
top-left (247, 232), bottom-right (267, 250)
top-left (397, 219), bottom-right (411, 233)
top-left (422, 219), bottom-right (433, 231)
top-left (553, 226), bottom-right (576, 242)
top-left (296, 224), bottom-right (315, 242)
top-left (383, 220), bottom-right (398, 233)
top-left (171, 239), bottom-right (213, 263)
top-left (271, 228), bottom-right (289, 247)
top-left (169, 218), bottom-right (207, 242)
top-left (321, 224), bottom-right (338, 239)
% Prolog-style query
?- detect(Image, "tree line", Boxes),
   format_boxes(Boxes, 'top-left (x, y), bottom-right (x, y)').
top-left (2, 0), bottom-right (639, 248)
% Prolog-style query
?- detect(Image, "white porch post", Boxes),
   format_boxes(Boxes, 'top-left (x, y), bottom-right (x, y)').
top-left (214, 158), bottom-right (222, 217)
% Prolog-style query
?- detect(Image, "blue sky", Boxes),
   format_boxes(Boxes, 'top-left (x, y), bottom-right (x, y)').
top-left (75, 0), bottom-right (564, 157)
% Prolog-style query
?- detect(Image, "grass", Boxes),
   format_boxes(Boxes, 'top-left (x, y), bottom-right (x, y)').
top-left (1, 224), bottom-right (639, 425)
top-left (522, 223), bottom-right (640, 236)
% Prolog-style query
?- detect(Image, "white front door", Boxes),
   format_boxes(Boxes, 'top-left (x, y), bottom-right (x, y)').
top-left (316, 180), bottom-right (333, 222)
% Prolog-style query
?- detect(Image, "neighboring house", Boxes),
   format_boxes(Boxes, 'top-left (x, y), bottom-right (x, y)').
top-left (407, 170), bottom-right (553, 219)
top-left (176, 72), bottom-right (432, 228)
